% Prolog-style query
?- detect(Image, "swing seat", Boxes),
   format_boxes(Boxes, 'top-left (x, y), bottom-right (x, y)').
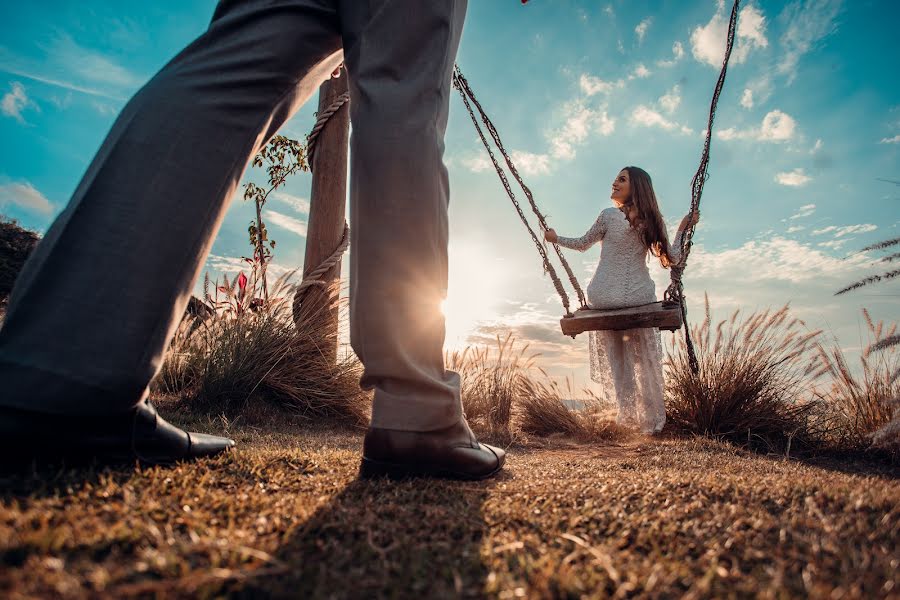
top-left (560, 301), bottom-right (682, 337)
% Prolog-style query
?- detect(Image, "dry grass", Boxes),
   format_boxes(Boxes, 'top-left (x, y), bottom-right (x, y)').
top-left (447, 334), bottom-right (536, 444)
top-left (1, 416), bottom-right (896, 599)
top-left (153, 273), bottom-right (368, 426)
top-left (448, 334), bottom-right (626, 445)
top-left (813, 310), bottom-right (900, 458)
top-left (665, 300), bottom-right (823, 452)
top-left (518, 379), bottom-right (631, 443)
top-left (836, 236), bottom-right (900, 298)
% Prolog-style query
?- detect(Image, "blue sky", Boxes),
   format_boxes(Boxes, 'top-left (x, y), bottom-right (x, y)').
top-left (1, 0), bottom-right (897, 393)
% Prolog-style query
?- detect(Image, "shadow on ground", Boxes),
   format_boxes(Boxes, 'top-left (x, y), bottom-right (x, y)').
top-left (226, 476), bottom-right (496, 598)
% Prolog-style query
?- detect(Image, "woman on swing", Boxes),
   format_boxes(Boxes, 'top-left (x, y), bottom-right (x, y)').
top-left (544, 166), bottom-right (698, 433)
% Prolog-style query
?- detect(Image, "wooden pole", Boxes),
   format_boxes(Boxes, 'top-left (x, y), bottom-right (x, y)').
top-left (300, 69), bottom-right (350, 363)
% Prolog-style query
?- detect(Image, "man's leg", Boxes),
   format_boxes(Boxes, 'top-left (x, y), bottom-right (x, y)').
top-left (340, 0), bottom-right (504, 479)
top-left (0, 1), bottom-right (343, 417)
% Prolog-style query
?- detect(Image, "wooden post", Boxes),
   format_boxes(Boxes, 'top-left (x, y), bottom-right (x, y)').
top-left (301, 69), bottom-right (350, 363)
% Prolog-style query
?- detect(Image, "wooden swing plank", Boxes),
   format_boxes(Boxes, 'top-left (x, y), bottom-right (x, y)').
top-left (560, 301), bottom-right (682, 337)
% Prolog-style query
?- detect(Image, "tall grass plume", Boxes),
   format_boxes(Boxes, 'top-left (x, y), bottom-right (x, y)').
top-left (153, 270), bottom-right (367, 425)
top-left (447, 334), bottom-right (626, 444)
top-left (446, 333), bottom-right (531, 444)
top-left (813, 309), bottom-right (899, 458)
top-left (665, 297), bottom-right (822, 452)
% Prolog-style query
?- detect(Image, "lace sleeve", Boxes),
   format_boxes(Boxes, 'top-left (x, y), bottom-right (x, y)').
top-left (556, 211), bottom-right (607, 252)
top-left (670, 227), bottom-right (688, 264)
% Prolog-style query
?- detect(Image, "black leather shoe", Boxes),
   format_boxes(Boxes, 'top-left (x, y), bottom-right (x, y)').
top-left (359, 419), bottom-right (505, 481)
top-left (0, 400), bottom-right (235, 465)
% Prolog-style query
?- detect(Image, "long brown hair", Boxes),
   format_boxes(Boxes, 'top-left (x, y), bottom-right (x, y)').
top-left (621, 166), bottom-right (675, 268)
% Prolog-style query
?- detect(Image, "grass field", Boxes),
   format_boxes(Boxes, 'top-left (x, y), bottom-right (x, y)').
top-left (2, 408), bottom-right (897, 599)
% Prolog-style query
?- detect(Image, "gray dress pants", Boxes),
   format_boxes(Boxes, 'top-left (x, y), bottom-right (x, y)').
top-left (0, 0), bottom-right (467, 432)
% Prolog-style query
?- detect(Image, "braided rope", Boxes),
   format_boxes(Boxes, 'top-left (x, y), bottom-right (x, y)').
top-left (452, 66), bottom-right (587, 315)
top-left (664, 0), bottom-right (741, 373)
top-left (293, 222), bottom-right (350, 324)
top-left (306, 91), bottom-right (350, 168)
top-left (293, 84), bottom-right (351, 324)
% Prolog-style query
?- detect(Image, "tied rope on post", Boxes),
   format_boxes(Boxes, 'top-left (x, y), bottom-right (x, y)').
top-left (292, 81), bottom-right (351, 326)
top-left (305, 91), bottom-right (350, 169)
top-left (292, 223), bottom-right (350, 325)
top-left (663, 0), bottom-right (741, 374)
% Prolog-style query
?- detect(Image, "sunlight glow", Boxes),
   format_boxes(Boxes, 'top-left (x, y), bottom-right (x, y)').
top-left (440, 242), bottom-right (505, 349)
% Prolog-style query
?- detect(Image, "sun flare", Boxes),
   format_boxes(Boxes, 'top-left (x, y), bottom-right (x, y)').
top-left (440, 242), bottom-right (505, 349)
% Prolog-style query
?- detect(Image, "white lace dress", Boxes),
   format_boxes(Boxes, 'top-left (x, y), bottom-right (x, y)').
top-left (556, 207), bottom-right (682, 433)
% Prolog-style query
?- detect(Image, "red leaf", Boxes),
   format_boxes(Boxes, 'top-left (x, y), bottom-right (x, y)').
top-left (238, 272), bottom-right (248, 291)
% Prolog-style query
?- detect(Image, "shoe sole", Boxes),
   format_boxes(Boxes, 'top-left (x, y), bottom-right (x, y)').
top-left (358, 456), bottom-right (503, 481)
top-left (0, 440), bottom-right (232, 469)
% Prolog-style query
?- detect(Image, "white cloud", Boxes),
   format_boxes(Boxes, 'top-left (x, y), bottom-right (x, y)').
top-left (790, 203), bottom-right (816, 219)
top-left (0, 180), bottom-right (53, 214)
top-left (272, 191), bottom-right (310, 214)
top-left (659, 85), bottom-right (681, 114)
top-left (688, 236), bottom-right (869, 283)
top-left (205, 254), bottom-right (293, 280)
top-left (744, 75), bottom-right (773, 107)
top-left (718, 109), bottom-right (797, 142)
top-left (0, 36), bottom-right (142, 101)
top-left (205, 254), bottom-right (251, 275)
top-left (263, 209), bottom-right (308, 237)
top-left (50, 34), bottom-right (143, 90)
top-left (716, 127), bottom-right (743, 141)
top-left (595, 110), bottom-right (616, 136)
top-left (0, 65), bottom-right (117, 100)
top-left (656, 41), bottom-right (686, 67)
top-left (880, 134), bottom-right (900, 144)
top-left (787, 225), bottom-right (805, 233)
top-left (737, 5), bottom-right (769, 49)
top-left (630, 105), bottom-right (693, 135)
top-left (775, 168), bottom-right (812, 187)
top-left (691, 6), bottom-right (729, 67)
top-left (811, 226), bottom-right (837, 235)
top-left (759, 110), bottom-right (797, 141)
top-left (548, 101), bottom-right (615, 161)
top-left (811, 224), bottom-right (877, 237)
top-left (631, 106), bottom-right (675, 130)
top-left (90, 101), bottom-right (117, 116)
top-left (510, 150), bottom-right (552, 176)
top-left (691, 3), bottom-right (769, 68)
top-left (49, 92), bottom-right (73, 110)
top-left (461, 91), bottom-right (616, 176)
top-left (106, 17), bottom-right (149, 50)
top-left (817, 239), bottom-right (848, 250)
top-left (460, 153), bottom-right (492, 173)
top-left (777, 0), bottom-right (843, 83)
top-left (630, 63), bottom-right (651, 79)
top-left (811, 139), bottom-right (824, 153)
top-left (1, 82), bottom-right (37, 123)
top-left (740, 88), bottom-right (754, 109)
top-left (635, 18), bottom-right (652, 44)
top-left (604, 5), bottom-right (614, 17)
top-left (579, 74), bottom-right (618, 96)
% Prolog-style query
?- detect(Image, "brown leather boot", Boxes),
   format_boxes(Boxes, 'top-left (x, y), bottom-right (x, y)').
top-left (359, 419), bottom-right (505, 480)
